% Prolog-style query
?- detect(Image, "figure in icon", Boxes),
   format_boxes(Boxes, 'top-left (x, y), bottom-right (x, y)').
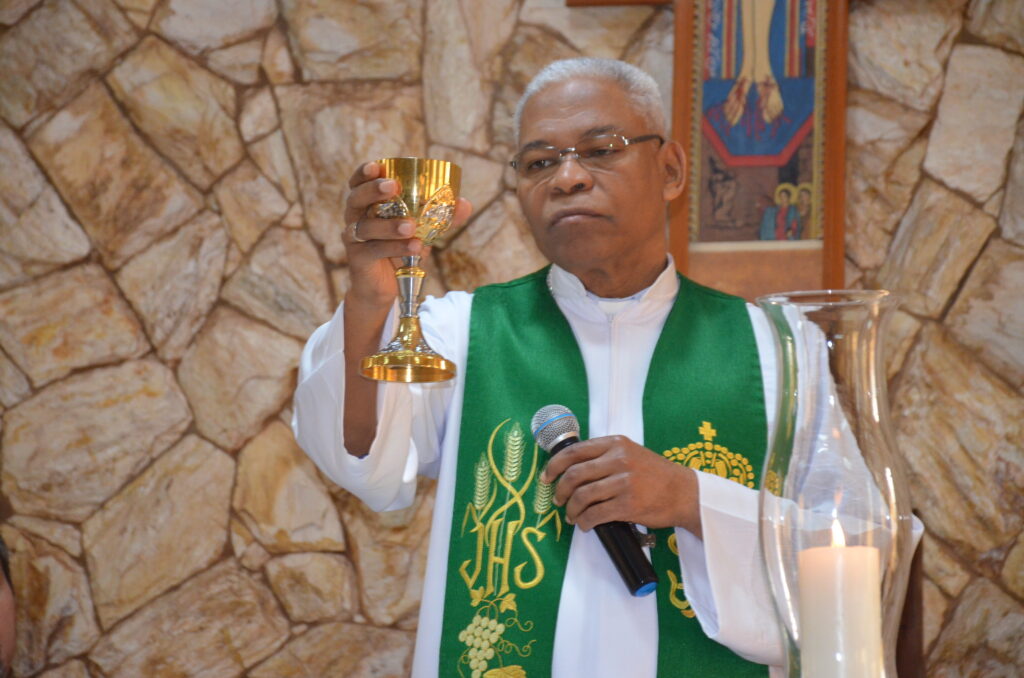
top-left (724, 0), bottom-right (784, 127)
top-left (759, 183), bottom-right (801, 240)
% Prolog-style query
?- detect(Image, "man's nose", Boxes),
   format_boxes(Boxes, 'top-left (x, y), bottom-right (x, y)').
top-left (549, 154), bottom-right (593, 194)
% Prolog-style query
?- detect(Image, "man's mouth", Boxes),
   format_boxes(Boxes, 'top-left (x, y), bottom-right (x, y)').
top-left (549, 208), bottom-right (606, 227)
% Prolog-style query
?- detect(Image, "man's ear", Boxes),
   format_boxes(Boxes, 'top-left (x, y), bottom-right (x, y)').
top-left (660, 139), bottom-right (687, 202)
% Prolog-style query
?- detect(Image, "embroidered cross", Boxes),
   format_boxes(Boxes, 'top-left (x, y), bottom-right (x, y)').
top-left (698, 421), bottom-right (717, 442)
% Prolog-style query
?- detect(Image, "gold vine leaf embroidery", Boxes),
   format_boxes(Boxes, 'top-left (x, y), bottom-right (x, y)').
top-left (470, 587), bottom-right (486, 607)
top-left (485, 666), bottom-right (526, 678)
top-left (499, 593), bottom-right (517, 613)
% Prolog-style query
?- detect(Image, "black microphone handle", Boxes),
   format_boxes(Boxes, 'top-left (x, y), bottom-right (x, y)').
top-left (548, 436), bottom-right (659, 596)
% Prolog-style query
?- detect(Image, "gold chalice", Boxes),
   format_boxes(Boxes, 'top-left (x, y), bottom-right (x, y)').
top-left (360, 157), bottom-right (461, 382)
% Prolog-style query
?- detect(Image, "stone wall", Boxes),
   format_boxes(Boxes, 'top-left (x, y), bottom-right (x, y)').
top-left (0, 0), bottom-right (1019, 676)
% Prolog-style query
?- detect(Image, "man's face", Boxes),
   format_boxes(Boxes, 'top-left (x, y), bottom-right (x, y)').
top-left (514, 77), bottom-right (684, 287)
top-left (779, 191), bottom-right (790, 208)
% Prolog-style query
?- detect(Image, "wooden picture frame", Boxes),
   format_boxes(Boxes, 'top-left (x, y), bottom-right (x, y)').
top-left (669, 0), bottom-right (847, 300)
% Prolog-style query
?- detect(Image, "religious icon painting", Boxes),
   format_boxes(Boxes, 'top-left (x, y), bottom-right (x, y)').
top-left (669, 0), bottom-right (847, 300)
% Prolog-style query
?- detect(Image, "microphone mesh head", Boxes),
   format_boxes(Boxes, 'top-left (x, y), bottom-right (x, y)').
top-left (531, 404), bottom-right (580, 452)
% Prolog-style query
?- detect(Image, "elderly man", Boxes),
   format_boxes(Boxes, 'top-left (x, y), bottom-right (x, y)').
top-left (294, 58), bottom-right (784, 677)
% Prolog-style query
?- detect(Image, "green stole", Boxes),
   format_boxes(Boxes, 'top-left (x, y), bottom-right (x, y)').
top-left (439, 267), bottom-right (768, 677)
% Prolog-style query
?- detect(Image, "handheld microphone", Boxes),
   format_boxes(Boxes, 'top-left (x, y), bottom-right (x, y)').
top-left (531, 405), bottom-right (659, 597)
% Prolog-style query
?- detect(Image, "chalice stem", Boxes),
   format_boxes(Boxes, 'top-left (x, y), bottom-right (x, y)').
top-left (396, 255), bottom-right (425, 318)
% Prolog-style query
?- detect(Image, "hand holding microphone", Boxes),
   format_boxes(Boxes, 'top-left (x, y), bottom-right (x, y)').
top-left (531, 405), bottom-right (703, 597)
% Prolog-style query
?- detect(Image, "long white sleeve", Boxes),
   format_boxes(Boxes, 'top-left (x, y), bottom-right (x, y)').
top-left (291, 292), bottom-right (472, 512)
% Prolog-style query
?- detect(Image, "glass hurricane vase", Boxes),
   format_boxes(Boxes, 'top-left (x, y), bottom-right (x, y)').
top-left (757, 290), bottom-right (915, 678)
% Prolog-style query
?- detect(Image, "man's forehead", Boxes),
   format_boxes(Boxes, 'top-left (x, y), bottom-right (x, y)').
top-left (517, 78), bottom-right (644, 146)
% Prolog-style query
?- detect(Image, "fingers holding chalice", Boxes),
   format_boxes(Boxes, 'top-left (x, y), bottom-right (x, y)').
top-left (356, 157), bottom-right (465, 384)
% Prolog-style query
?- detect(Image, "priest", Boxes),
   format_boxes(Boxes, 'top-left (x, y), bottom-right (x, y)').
top-left (294, 58), bottom-right (787, 677)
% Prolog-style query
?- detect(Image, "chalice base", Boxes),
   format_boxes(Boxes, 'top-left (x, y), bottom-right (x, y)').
top-left (360, 316), bottom-right (456, 383)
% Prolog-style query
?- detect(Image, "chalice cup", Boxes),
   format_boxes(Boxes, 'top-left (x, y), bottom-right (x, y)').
top-left (360, 157), bottom-right (461, 383)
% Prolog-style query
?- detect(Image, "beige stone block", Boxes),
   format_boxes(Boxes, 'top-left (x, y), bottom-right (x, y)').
top-left (0, 0), bottom-right (136, 127)
top-left (0, 348), bottom-right (30, 408)
top-left (892, 325), bottom-right (1024, 566)
top-left (207, 36), bottom-right (263, 85)
top-left (439, 193), bottom-right (548, 292)
top-left (924, 45), bottom-right (1024, 203)
top-left (0, 123), bottom-right (89, 290)
top-left (848, 0), bottom-right (963, 112)
top-left (262, 26), bottom-right (296, 84)
top-left (967, 0), bottom-right (1024, 55)
top-left (222, 228), bottom-right (331, 339)
top-left (281, 0), bottom-right (421, 81)
top-left (83, 435), bottom-right (234, 628)
top-left (234, 420), bottom-right (346, 553)
top-left (922, 579), bottom-right (948, 653)
top-left (251, 130), bottom-right (300, 202)
top-left (248, 622), bottom-right (414, 678)
top-left (112, 0), bottom-right (156, 29)
top-left (89, 560), bottom-right (290, 678)
top-left (999, 120), bottom-right (1024, 247)
top-left (231, 518), bottom-right (272, 570)
top-left (883, 309), bottom-right (921, 380)
top-left (422, 0), bottom-right (506, 153)
top-left (329, 267), bottom-right (349, 304)
top-left (265, 552), bottom-right (359, 623)
top-left (152, 0), bottom-right (276, 55)
top-left (983, 189), bottom-right (1004, 218)
top-left (2, 359), bottom-right (191, 521)
top-left (278, 82), bottom-right (425, 263)
top-left (845, 88), bottom-right (930, 269)
top-left (1, 527), bottom-right (99, 676)
top-left (922, 533), bottom-right (971, 598)
top-left (844, 257), bottom-right (863, 289)
top-left (427, 144), bottom-right (505, 246)
top-left (282, 201), bottom-right (304, 228)
top-left (0, 0), bottom-right (41, 24)
top-left (177, 307), bottom-right (301, 450)
top-left (116, 211), bottom-right (228, 361)
top-left (492, 25), bottom-right (582, 148)
top-left (241, 86), bottom-right (278, 142)
top-left (0, 264), bottom-right (149, 386)
top-left (37, 660), bottom-right (91, 678)
top-left (927, 578), bottom-right (1024, 674)
top-left (623, 7), bottom-right (675, 126)
top-left (947, 238), bottom-right (1024, 390)
top-left (224, 239), bottom-right (244, 278)
top-left (520, 0), bottom-right (652, 60)
top-left (339, 483), bottom-right (434, 627)
top-left (1001, 538), bottom-right (1024, 599)
top-left (107, 36), bottom-right (243, 190)
top-left (214, 159), bottom-right (290, 252)
top-left (27, 83), bottom-right (203, 268)
top-left (877, 180), bottom-right (996, 318)
top-left (6, 515), bottom-right (81, 557)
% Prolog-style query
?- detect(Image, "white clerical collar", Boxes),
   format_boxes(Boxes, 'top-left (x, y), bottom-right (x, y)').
top-left (547, 256), bottom-right (679, 319)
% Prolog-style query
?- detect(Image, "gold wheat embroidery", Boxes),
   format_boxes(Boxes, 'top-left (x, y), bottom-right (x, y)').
top-left (503, 422), bottom-right (525, 483)
top-left (474, 453), bottom-right (492, 512)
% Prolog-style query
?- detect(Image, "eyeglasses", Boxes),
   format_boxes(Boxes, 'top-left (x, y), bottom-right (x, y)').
top-left (510, 133), bottom-right (664, 180)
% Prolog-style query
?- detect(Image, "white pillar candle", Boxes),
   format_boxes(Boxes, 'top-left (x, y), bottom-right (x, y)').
top-left (797, 520), bottom-right (883, 678)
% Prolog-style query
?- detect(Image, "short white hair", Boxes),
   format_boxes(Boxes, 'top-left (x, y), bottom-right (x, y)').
top-left (513, 58), bottom-right (666, 145)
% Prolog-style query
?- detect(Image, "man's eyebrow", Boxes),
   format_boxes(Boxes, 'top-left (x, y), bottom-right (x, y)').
top-left (518, 139), bottom-right (553, 152)
top-left (581, 125), bottom-right (620, 138)
top-left (518, 125), bottom-right (623, 151)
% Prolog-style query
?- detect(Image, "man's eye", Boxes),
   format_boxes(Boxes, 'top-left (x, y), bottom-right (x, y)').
top-left (581, 146), bottom-right (620, 159)
top-left (525, 157), bottom-right (556, 172)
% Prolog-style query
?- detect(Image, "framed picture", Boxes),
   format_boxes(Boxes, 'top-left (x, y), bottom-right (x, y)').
top-left (668, 0), bottom-right (847, 300)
